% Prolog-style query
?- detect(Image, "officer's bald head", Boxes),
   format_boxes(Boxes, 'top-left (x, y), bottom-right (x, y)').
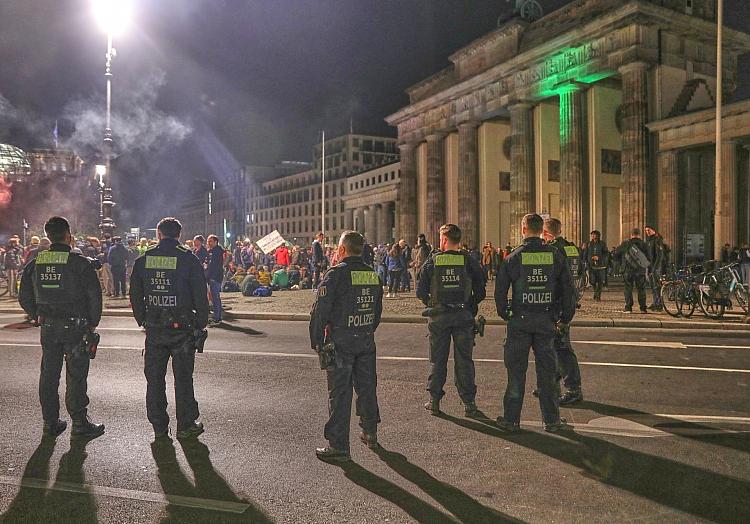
top-left (339, 230), bottom-right (364, 257)
top-left (521, 214), bottom-right (544, 237)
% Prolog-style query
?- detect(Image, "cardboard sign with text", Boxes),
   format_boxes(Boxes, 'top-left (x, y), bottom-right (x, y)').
top-left (256, 230), bottom-right (286, 254)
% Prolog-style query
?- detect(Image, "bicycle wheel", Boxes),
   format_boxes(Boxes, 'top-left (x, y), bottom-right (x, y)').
top-left (660, 281), bottom-right (682, 318)
top-left (678, 285), bottom-right (696, 318)
top-left (733, 285), bottom-right (749, 314)
top-left (698, 287), bottom-right (725, 319)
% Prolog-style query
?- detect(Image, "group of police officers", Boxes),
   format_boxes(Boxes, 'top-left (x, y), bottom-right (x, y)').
top-left (19, 212), bottom-right (582, 462)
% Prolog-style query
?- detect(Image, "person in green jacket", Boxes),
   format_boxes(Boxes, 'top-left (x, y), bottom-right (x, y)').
top-left (272, 266), bottom-right (290, 290)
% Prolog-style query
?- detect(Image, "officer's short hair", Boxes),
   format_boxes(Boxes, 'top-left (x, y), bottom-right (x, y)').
top-left (544, 218), bottom-right (562, 236)
top-left (44, 216), bottom-right (71, 243)
top-left (339, 230), bottom-right (364, 256)
top-left (631, 228), bottom-right (641, 236)
top-left (439, 224), bottom-right (462, 244)
top-left (157, 217), bottom-right (182, 239)
top-left (522, 214), bottom-right (544, 235)
top-left (590, 230), bottom-right (601, 237)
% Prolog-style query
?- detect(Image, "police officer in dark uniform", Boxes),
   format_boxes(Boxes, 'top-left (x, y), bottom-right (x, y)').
top-left (543, 218), bottom-right (583, 405)
top-left (310, 231), bottom-right (383, 462)
top-left (130, 218), bottom-right (209, 440)
top-left (417, 224), bottom-right (486, 417)
top-left (495, 214), bottom-right (576, 432)
top-left (18, 216), bottom-right (105, 439)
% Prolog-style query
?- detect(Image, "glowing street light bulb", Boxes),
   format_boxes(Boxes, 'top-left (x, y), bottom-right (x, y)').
top-left (95, 164), bottom-right (107, 176)
top-left (92, 0), bottom-right (130, 36)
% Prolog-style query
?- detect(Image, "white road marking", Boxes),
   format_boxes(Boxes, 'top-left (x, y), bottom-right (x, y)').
top-left (654, 414), bottom-right (750, 424)
top-left (686, 344), bottom-right (750, 350)
top-left (0, 475), bottom-right (250, 513)
top-left (1, 344), bottom-right (749, 373)
top-left (574, 340), bottom-right (687, 349)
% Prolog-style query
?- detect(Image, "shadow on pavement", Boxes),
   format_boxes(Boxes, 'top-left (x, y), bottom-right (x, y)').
top-left (211, 321), bottom-right (265, 336)
top-left (374, 446), bottom-right (522, 524)
top-left (333, 459), bottom-right (457, 523)
top-left (1, 435), bottom-right (99, 523)
top-left (151, 438), bottom-right (272, 523)
top-left (570, 400), bottom-right (750, 454)
top-left (439, 413), bottom-right (750, 523)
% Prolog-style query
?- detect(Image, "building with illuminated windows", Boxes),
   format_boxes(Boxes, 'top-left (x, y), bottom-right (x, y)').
top-left (386, 0), bottom-right (750, 262)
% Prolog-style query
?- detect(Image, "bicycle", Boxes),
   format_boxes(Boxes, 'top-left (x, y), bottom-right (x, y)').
top-left (718, 263), bottom-right (749, 315)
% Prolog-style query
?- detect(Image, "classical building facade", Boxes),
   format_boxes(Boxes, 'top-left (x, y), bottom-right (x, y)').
top-left (342, 161), bottom-right (400, 245)
top-left (386, 0), bottom-right (750, 258)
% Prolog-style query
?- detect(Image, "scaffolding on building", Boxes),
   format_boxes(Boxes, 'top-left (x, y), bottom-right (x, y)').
top-left (0, 143), bottom-right (31, 183)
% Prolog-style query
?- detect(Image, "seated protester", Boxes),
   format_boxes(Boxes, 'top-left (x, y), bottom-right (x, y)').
top-left (288, 265), bottom-right (301, 287)
top-left (258, 266), bottom-right (271, 287)
top-left (299, 266), bottom-right (311, 289)
top-left (272, 265), bottom-right (290, 290)
top-left (232, 267), bottom-right (246, 285)
top-left (241, 273), bottom-right (260, 296)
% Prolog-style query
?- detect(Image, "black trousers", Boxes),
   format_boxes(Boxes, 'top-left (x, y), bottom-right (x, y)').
top-left (144, 328), bottom-right (199, 431)
top-left (589, 269), bottom-right (606, 299)
top-left (111, 265), bottom-right (127, 296)
top-left (39, 323), bottom-right (90, 425)
top-left (503, 315), bottom-right (560, 425)
top-left (650, 268), bottom-right (663, 306)
top-left (324, 333), bottom-right (380, 452)
top-left (623, 272), bottom-right (647, 311)
top-left (553, 329), bottom-right (581, 391)
top-left (426, 309), bottom-right (476, 403)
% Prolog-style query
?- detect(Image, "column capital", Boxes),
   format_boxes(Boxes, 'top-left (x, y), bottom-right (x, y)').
top-left (397, 141), bottom-right (418, 151)
top-left (618, 61), bottom-right (650, 75)
top-left (425, 132), bottom-right (447, 142)
top-left (508, 101), bottom-right (535, 113)
top-left (457, 120), bottom-right (481, 131)
top-left (721, 138), bottom-right (739, 146)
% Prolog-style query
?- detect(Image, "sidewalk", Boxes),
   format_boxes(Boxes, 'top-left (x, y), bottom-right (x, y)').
top-left (2, 283), bottom-right (748, 335)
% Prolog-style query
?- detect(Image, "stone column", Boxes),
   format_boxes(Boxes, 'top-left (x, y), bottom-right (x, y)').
top-left (365, 204), bottom-right (378, 243)
top-left (619, 61), bottom-right (650, 236)
top-left (426, 133), bottom-right (447, 246)
top-left (344, 208), bottom-right (354, 230)
top-left (354, 207), bottom-right (364, 233)
top-left (509, 103), bottom-right (535, 245)
top-left (716, 140), bottom-right (738, 248)
top-left (397, 143), bottom-right (418, 244)
top-left (377, 203), bottom-right (390, 244)
top-left (458, 122), bottom-right (480, 249)
top-left (657, 150), bottom-right (679, 250)
top-left (559, 86), bottom-right (585, 245)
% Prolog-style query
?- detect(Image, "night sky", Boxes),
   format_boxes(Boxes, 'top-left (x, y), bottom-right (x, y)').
top-left (1, 0), bottom-right (749, 228)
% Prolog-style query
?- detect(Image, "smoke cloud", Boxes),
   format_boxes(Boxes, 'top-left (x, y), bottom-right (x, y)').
top-left (61, 70), bottom-right (191, 157)
top-left (0, 178), bottom-right (11, 209)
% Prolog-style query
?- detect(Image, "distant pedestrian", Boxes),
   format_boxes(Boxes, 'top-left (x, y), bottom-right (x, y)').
top-left (205, 235), bottom-right (225, 325)
top-left (108, 236), bottom-right (129, 298)
top-left (614, 228), bottom-right (651, 314)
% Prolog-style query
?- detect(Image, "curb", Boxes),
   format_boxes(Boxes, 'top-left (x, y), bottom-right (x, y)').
top-left (2, 307), bottom-right (748, 335)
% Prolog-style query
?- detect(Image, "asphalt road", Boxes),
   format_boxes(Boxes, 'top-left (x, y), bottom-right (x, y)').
top-left (0, 313), bottom-right (748, 523)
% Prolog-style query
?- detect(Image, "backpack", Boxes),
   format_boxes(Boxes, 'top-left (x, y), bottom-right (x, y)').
top-left (624, 243), bottom-right (650, 271)
top-left (253, 286), bottom-right (273, 297)
top-left (222, 280), bottom-right (240, 292)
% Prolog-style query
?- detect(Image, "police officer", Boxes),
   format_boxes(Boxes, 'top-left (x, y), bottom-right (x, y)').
top-left (543, 218), bottom-right (583, 405)
top-left (130, 217), bottom-right (209, 440)
top-left (586, 230), bottom-right (608, 302)
top-left (495, 214), bottom-right (576, 432)
top-left (18, 216), bottom-right (105, 439)
top-left (310, 231), bottom-right (383, 462)
top-left (417, 224), bottom-right (486, 417)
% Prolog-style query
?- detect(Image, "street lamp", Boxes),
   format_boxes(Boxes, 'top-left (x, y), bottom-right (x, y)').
top-left (92, 0), bottom-right (130, 236)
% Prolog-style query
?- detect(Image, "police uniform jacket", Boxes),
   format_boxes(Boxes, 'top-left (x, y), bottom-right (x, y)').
top-left (309, 256), bottom-right (383, 349)
top-left (129, 238), bottom-right (209, 330)
top-left (416, 250), bottom-right (485, 315)
top-left (495, 237), bottom-right (576, 324)
top-left (549, 237), bottom-right (582, 277)
top-left (19, 243), bottom-right (103, 326)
